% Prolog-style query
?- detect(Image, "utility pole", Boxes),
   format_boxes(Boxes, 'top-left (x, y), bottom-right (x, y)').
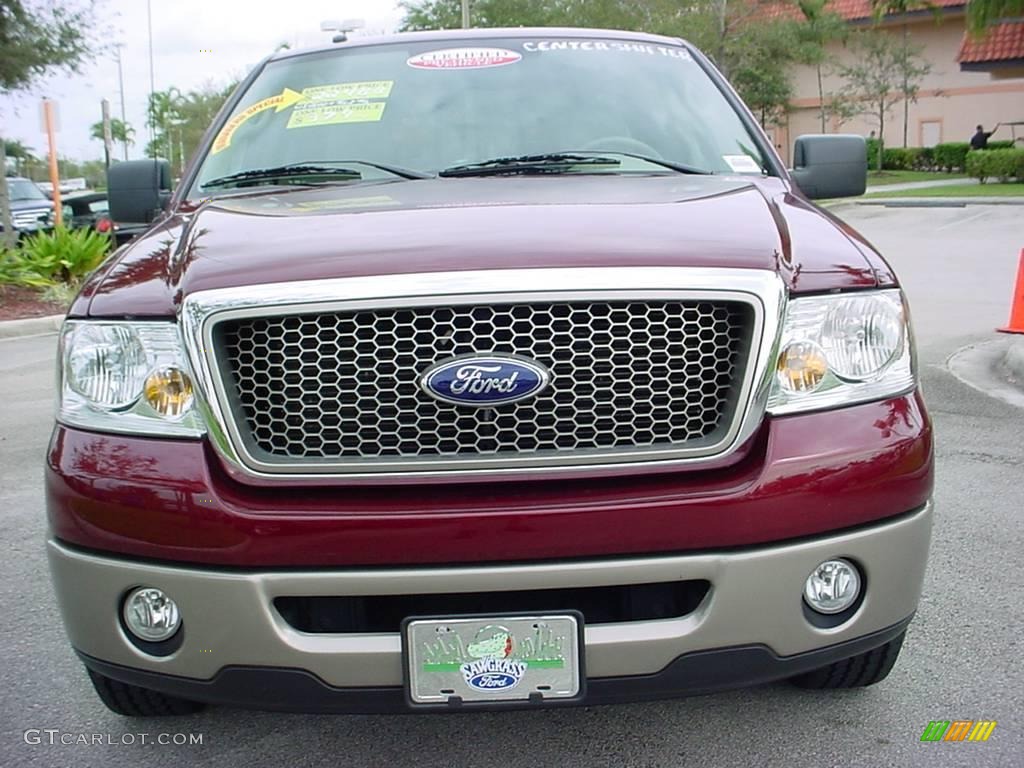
top-left (101, 99), bottom-right (114, 169)
top-left (42, 99), bottom-right (63, 228)
top-left (178, 124), bottom-right (185, 177)
top-left (0, 138), bottom-right (15, 249)
top-left (116, 46), bottom-right (129, 160)
top-left (461, 0), bottom-right (470, 28)
top-left (147, 0), bottom-right (156, 151)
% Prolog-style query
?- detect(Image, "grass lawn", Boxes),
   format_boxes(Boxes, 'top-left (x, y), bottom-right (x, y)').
top-left (862, 182), bottom-right (1024, 198)
top-left (865, 170), bottom-right (967, 185)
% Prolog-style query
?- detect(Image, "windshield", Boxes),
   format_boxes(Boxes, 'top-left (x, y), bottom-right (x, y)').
top-left (193, 36), bottom-right (771, 193)
top-left (8, 179), bottom-right (47, 202)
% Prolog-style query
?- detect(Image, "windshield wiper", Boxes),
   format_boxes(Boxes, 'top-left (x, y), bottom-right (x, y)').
top-left (201, 160), bottom-right (430, 189)
top-left (566, 151), bottom-right (712, 176)
top-left (439, 153), bottom-right (621, 178)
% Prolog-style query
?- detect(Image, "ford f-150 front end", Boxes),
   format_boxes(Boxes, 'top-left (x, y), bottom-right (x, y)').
top-left (46, 28), bottom-right (932, 716)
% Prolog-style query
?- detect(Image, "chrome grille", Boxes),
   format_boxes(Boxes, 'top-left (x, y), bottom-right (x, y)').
top-left (12, 208), bottom-right (49, 229)
top-left (216, 300), bottom-right (753, 466)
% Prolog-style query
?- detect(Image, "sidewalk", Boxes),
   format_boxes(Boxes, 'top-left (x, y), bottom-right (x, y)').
top-left (864, 178), bottom-right (980, 194)
top-left (0, 313), bottom-right (63, 340)
top-left (857, 196), bottom-right (1024, 206)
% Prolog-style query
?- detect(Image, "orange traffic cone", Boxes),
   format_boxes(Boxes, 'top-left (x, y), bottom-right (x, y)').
top-left (998, 249), bottom-right (1024, 334)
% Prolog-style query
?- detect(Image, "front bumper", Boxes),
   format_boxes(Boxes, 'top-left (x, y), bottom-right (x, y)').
top-left (46, 392), bottom-right (933, 567)
top-left (50, 502), bottom-right (932, 711)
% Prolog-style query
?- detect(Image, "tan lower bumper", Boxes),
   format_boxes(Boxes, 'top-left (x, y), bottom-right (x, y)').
top-left (48, 503), bottom-right (932, 687)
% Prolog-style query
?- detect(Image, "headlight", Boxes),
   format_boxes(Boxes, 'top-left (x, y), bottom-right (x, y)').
top-left (66, 324), bottom-right (148, 409)
top-left (768, 290), bottom-right (915, 414)
top-left (58, 321), bottom-right (205, 437)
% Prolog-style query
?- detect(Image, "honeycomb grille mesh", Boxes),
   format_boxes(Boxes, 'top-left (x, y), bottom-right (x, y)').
top-left (216, 300), bottom-right (752, 464)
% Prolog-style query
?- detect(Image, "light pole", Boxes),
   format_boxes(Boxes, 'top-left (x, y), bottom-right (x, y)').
top-left (147, 0), bottom-right (156, 151)
top-left (115, 46), bottom-right (129, 160)
top-left (461, 0), bottom-right (470, 28)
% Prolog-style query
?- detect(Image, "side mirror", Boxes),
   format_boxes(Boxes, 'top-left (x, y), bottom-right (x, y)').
top-left (790, 135), bottom-right (867, 200)
top-left (107, 160), bottom-right (172, 224)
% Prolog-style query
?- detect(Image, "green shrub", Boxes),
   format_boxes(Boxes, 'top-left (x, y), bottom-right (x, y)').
top-left (0, 247), bottom-right (55, 287)
top-left (865, 137), bottom-right (883, 169)
top-left (882, 147), bottom-right (922, 170)
top-left (966, 148), bottom-right (1024, 183)
top-left (915, 146), bottom-right (935, 170)
top-left (987, 140), bottom-right (1015, 151)
top-left (0, 226), bottom-right (111, 288)
top-left (933, 142), bottom-right (971, 172)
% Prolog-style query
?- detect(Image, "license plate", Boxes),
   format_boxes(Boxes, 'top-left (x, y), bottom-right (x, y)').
top-left (403, 613), bottom-right (583, 706)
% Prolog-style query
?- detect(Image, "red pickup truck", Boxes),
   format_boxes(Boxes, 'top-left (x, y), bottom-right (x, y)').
top-left (47, 28), bottom-right (932, 716)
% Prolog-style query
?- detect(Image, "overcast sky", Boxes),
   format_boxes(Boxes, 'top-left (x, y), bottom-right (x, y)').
top-left (1, 0), bottom-right (406, 163)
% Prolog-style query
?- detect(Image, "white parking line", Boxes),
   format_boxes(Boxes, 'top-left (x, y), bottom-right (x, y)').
top-left (935, 209), bottom-right (990, 231)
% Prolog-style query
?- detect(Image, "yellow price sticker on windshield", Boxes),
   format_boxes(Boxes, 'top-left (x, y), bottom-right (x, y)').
top-left (287, 80), bottom-right (393, 129)
top-left (287, 100), bottom-right (386, 128)
top-left (302, 81), bottom-right (393, 101)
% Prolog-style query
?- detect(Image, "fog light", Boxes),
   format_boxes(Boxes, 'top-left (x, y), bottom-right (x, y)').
top-left (804, 559), bottom-right (861, 615)
top-left (122, 587), bottom-right (181, 642)
top-left (144, 367), bottom-right (194, 417)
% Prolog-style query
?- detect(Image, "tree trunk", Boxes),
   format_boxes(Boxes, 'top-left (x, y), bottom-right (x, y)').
top-left (817, 64), bottom-right (826, 133)
top-left (902, 24), bottom-right (909, 148)
top-left (877, 105), bottom-right (885, 172)
top-left (716, 0), bottom-right (729, 75)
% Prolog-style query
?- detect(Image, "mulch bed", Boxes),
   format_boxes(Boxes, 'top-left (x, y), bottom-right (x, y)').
top-left (0, 285), bottom-right (66, 322)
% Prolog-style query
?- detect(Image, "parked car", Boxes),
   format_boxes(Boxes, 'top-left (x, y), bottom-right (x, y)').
top-left (2, 176), bottom-right (54, 237)
top-left (61, 191), bottom-right (113, 234)
top-left (49, 28), bottom-right (932, 717)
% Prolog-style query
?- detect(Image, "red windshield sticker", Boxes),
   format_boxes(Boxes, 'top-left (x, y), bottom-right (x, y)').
top-left (407, 47), bottom-right (522, 70)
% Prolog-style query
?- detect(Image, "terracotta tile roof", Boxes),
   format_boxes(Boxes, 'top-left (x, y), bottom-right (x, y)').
top-left (958, 21), bottom-right (1024, 63)
top-left (757, 0), bottom-right (965, 23)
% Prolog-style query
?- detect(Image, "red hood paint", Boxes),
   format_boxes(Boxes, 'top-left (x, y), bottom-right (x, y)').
top-left (76, 175), bottom-right (887, 318)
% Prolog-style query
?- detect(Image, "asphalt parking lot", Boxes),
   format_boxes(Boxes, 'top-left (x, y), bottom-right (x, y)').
top-left (1, 204), bottom-right (1022, 767)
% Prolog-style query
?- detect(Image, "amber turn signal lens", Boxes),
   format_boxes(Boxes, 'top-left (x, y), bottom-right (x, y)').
top-left (777, 341), bottom-right (828, 393)
top-left (144, 367), bottom-right (194, 417)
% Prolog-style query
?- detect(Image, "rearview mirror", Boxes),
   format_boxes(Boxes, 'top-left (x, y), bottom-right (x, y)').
top-left (790, 135), bottom-right (867, 200)
top-left (107, 160), bottom-right (172, 224)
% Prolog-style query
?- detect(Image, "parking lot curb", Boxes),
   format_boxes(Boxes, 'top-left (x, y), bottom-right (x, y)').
top-left (947, 338), bottom-right (1024, 409)
top-left (1001, 338), bottom-right (1024, 388)
top-left (0, 313), bottom-right (64, 340)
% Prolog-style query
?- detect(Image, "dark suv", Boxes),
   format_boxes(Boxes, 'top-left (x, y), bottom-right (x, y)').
top-left (4, 176), bottom-right (54, 236)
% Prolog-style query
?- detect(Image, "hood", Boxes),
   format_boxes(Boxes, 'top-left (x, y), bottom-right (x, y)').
top-left (80, 175), bottom-right (881, 317)
top-left (10, 198), bottom-right (53, 212)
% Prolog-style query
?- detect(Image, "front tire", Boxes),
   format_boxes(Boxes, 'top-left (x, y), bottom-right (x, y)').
top-left (789, 632), bottom-right (906, 689)
top-left (87, 668), bottom-right (205, 716)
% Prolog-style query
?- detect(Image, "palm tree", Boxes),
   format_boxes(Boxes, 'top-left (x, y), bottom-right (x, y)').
top-left (146, 88), bottom-right (183, 164)
top-left (967, 0), bottom-right (1024, 33)
top-left (3, 139), bottom-right (37, 176)
top-left (871, 0), bottom-right (940, 147)
top-left (794, 0), bottom-right (848, 133)
top-left (89, 119), bottom-right (135, 159)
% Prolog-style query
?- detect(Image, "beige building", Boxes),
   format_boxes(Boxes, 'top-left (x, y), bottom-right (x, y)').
top-left (763, 1), bottom-right (1024, 164)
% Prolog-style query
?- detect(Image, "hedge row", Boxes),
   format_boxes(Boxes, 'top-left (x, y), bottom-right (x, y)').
top-left (965, 148), bottom-right (1024, 183)
top-left (866, 141), bottom-right (1021, 173)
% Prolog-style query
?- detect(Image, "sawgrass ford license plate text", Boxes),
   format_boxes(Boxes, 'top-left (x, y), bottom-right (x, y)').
top-left (404, 614), bottom-right (582, 705)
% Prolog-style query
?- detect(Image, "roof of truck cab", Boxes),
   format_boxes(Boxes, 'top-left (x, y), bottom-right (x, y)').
top-left (267, 27), bottom-right (689, 62)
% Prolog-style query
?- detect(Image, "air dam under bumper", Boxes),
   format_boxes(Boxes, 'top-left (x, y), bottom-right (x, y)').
top-left (51, 503), bottom-right (931, 712)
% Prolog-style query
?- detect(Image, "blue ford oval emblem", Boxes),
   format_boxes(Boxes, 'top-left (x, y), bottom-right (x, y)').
top-left (460, 658), bottom-right (528, 692)
top-left (420, 354), bottom-right (550, 407)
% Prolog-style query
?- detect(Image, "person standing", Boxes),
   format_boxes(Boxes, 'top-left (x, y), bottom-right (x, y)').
top-left (970, 124), bottom-right (1001, 150)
